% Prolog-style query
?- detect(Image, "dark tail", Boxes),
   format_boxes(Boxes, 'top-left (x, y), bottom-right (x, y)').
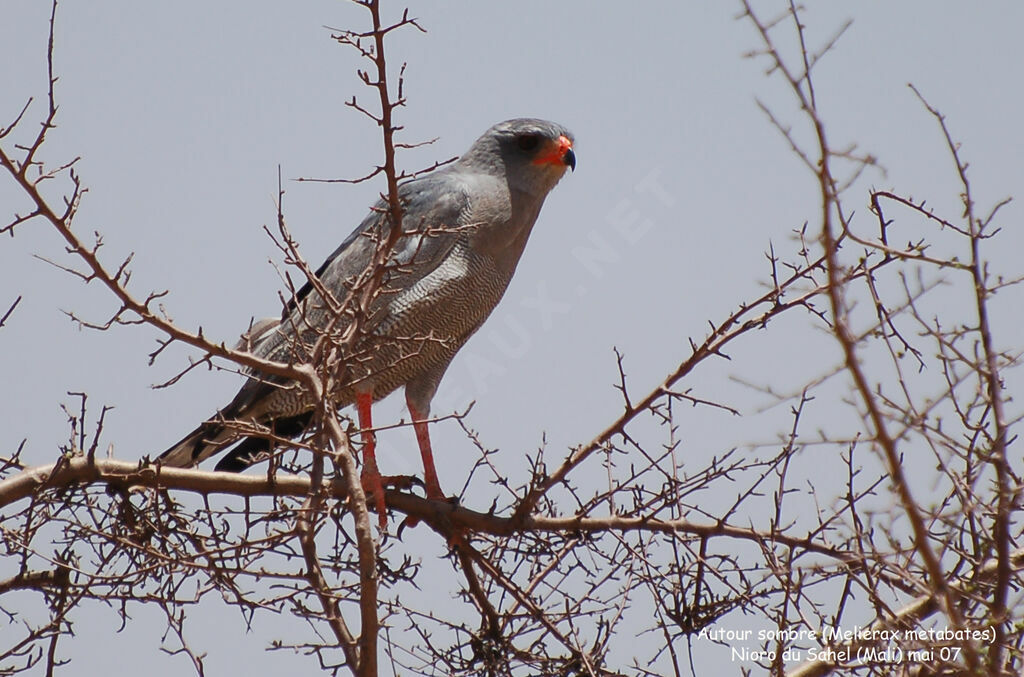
top-left (158, 410), bottom-right (314, 471)
top-left (211, 411), bottom-right (314, 472)
top-left (156, 420), bottom-right (235, 468)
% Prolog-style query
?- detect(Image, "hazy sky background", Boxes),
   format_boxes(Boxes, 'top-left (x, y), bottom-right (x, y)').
top-left (2, 2), bottom-right (1023, 674)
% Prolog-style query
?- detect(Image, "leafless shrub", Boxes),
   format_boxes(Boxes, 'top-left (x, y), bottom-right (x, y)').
top-left (2, 2), bottom-right (1021, 676)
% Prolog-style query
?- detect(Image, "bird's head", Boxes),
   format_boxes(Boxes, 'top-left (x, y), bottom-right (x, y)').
top-left (460, 118), bottom-right (576, 196)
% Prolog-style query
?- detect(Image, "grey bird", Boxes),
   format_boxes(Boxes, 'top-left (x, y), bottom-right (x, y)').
top-left (157, 118), bottom-right (575, 521)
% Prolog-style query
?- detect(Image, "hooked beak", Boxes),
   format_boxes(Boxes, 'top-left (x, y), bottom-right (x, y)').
top-left (533, 134), bottom-right (576, 171)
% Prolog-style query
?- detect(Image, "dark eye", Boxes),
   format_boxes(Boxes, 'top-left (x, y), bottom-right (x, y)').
top-left (517, 134), bottom-right (541, 151)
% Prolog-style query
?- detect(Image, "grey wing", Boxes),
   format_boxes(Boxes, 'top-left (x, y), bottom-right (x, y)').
top-left (221, 173), bottom-right (472, 420)
top-left (312, 175), bottom-right (473, 309)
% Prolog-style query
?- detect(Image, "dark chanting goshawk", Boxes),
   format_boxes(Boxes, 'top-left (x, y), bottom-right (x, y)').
top-left (157, 118), bottom-right (576, 525)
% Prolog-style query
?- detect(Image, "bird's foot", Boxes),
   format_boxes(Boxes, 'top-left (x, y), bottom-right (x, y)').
top-left (396, 491), bottom-right (460, 539)
top-left (380, 474), bottom-right (423, 492)
top-left (360, 468), bottom-right (389, 530)
top-left (360, 473), bottom-right (430, 531)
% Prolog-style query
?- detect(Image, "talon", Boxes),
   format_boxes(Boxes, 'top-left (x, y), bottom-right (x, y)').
top-left (380, 474), bottom-right (422, 491)
top-left (397, 514), bottom-right (419, 538)
top-left (447, 527), bottom-right (468, 550)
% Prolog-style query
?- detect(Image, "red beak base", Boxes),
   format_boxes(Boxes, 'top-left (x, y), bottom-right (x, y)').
top-left (533, 134), bottom-right (576, 170)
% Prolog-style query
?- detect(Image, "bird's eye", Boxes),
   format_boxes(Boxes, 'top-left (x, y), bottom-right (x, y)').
top-left (517, 134), bottom-right (541, 151)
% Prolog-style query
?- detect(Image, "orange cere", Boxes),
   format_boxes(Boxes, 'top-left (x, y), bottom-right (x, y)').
top-left (532, 134), bottom-right (574, 166)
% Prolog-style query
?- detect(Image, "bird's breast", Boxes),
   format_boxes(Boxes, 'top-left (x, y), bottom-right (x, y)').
top-left (380, 242), bottom-right (511, 340)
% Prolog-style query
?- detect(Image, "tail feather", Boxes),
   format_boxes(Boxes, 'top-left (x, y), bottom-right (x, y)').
top-left (156, 420), bottom-right (234, 468)
top-left (212, 411), bottom-right (315, 472)
top-left (213, 436), bottom-right (271, 472)
top-left (158, 411), bottom-right (314, 471)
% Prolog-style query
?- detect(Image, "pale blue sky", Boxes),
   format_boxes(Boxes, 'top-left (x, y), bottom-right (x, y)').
top-left (2, 2), bottom-right (1023, 674)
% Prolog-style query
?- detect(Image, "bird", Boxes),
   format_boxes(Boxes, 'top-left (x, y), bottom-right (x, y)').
top-left (156, 118), bottom-right (576, 525)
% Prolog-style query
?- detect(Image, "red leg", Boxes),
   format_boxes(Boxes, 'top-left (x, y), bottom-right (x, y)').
top-left (402, 394), bottom-right (466, 546)
top-left (405, 395), bottom-right (445, 501)
top-left (355, 390), bottom-right (388, 529)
